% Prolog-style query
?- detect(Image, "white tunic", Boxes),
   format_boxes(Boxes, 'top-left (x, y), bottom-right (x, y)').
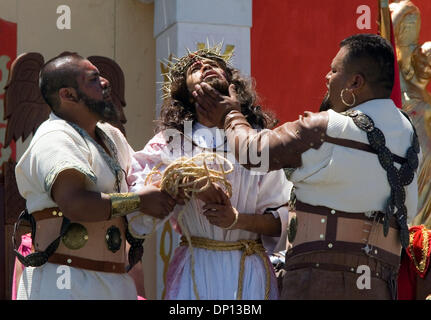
top-left (290, 99), bottom-right (419, 222)
top-left (128, 122), bottom-right (292, 300)
top-left (15, 113), bottom-right (137, 300)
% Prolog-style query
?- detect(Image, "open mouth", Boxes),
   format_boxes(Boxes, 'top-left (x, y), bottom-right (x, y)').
top-left (202, 70), bottom-right (219, 81)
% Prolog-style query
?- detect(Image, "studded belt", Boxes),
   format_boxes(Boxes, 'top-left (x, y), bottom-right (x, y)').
top-left (31, 208), bottom-right (127, 273)
top-left (288, 201), bottom-right (402, 267)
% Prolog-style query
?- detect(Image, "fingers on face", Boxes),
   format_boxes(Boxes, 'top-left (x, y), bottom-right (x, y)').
top-left (196, 103), bottom-right (209, 117)
top-left (195, 93), bottom-right (217, 109)
top-left (200, 82), bottom-right (221, 100)
top-left (194, 84), bottom-right (205, 96)
top-left (228, 84), bottom-right (237, 98)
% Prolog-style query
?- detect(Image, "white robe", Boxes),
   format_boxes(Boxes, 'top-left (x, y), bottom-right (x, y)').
top-left (127, 122), bottom-right (292, 299)
top-left (15, 113), bottom-right (137, 300)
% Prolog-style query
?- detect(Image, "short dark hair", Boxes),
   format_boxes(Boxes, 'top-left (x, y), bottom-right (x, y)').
top-left (340, 34), bottom-right (394, 96)
top-left (39, 53), bottom-right (85, 110)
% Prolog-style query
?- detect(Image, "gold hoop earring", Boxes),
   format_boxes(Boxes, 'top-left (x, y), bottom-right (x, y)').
top-left (340, 88), bottom-right (356, 107)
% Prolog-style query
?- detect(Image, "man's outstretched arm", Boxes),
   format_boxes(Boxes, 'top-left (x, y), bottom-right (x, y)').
top-left (194, 82), bottom-right (329, 171)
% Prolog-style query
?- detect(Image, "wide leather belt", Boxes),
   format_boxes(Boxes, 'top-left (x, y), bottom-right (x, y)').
top-left (32, 207), bottom-right (127, 274)
top-left (48, 253), bottom-right (126, 274)
top-left (32, 207), bottom-right (66, 221)
top-left (288, 201), bottom-right (402, 267)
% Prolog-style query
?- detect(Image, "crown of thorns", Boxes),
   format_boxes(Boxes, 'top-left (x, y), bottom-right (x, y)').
top-left (161, 43), bottom-right (233, 99)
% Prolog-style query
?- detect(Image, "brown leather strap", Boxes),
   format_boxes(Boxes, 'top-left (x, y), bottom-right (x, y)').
top-left (287, 241), bottom-right (401, 267)
top-left (32, 207), bottom-right (63, 221)
top-left (294, 201), bottom-right (399, 229)
top-left (290, 201), bottom-right (401, 267)
top-left (324, 135), bottom-right (407, 165)
top-left (49, 253), bottom-right (126, 274)
top-left (283, 261), bottom-right (392, 282)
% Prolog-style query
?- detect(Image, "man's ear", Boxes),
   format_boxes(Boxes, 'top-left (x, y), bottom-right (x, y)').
top-left (59, 87), bottom-right (79, 103)
top-left (348, 73), bottom-right (365, 91)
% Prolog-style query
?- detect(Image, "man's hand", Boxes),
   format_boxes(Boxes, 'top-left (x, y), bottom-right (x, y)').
top-left (174, 187), bottom-right (188, 205)
top-left (193, 83), bottom-right (241, 128)
top-left (195, 180), bottom-right (229, 205)
top-left (136, 182), bottom-right (176, 219)
top-left (202, 189), bottom-right (238, 229)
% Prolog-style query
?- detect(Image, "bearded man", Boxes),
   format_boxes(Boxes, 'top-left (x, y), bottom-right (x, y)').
top-left (127, 46), bottom-right (292, 299)
top-left (14, 53), bottom-right (176, 299)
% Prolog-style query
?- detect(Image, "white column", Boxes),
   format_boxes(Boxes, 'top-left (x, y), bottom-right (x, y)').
top-left (152, 0), bottom-right (252, 299)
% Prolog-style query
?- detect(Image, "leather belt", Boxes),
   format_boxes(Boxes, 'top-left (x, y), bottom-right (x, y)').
top-left (32, 207), bottom-right (63, 221)
top-left (48, 253), bottom-right (126, 274)
top-left (30, 207), bottom-right (127, 273)
top-left (323, 135), bottom-right (406, 165)
top-left (289, 201), bottom-right (402, 267)
top-left (294, 201), bottom-right (399, 229)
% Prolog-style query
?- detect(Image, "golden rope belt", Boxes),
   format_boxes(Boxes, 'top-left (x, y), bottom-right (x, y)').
top-left (180, 236), bottom-right (271, 300)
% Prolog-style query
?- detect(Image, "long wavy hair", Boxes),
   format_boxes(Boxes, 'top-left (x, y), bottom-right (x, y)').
top-left (156, 55), bottom-right (277, 132)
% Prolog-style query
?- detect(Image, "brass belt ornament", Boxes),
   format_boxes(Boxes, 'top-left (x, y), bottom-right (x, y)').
top-left (343, 109), bottom-right (419, 248)
top-left (62, 223), bottom-right (89, 250)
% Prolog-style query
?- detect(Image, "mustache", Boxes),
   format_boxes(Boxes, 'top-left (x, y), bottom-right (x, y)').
top-left (202, 77), bottom-right (229, 95)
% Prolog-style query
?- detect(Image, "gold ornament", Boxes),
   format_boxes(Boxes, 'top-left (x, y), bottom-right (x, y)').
top-left (108, 192), bottom-right (141, 219)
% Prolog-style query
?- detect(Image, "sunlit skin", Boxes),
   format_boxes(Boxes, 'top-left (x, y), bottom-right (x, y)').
top-left (186, 58), bottom-right (228, 93)
top-left (325, 46), bottom-right (361, 113)
top-left (56, 59), bottom-right (111, 140)
top-left (77, 60), bottom-right (109, 102)
top-left (186, 58), bottom-right (230, 128)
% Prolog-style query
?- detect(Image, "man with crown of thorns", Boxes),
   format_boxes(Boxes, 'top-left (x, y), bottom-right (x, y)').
top-left (126, 44), bottom-right (293, 300)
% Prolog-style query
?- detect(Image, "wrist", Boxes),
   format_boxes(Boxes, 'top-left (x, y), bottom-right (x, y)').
top-left (108, 192), bottom-right (141, 220)
top-left (222, 208), bottom-right (239, 230)
top-left (219, 108), bottom-right (238, 128)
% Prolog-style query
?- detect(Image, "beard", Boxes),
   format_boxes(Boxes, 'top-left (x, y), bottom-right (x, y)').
top-left (203, 77), bottom-right (229, 96)
top-left (77, 89), bottom-right (119, 123)
top-left (319, 91), bottom-right (332, 112)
